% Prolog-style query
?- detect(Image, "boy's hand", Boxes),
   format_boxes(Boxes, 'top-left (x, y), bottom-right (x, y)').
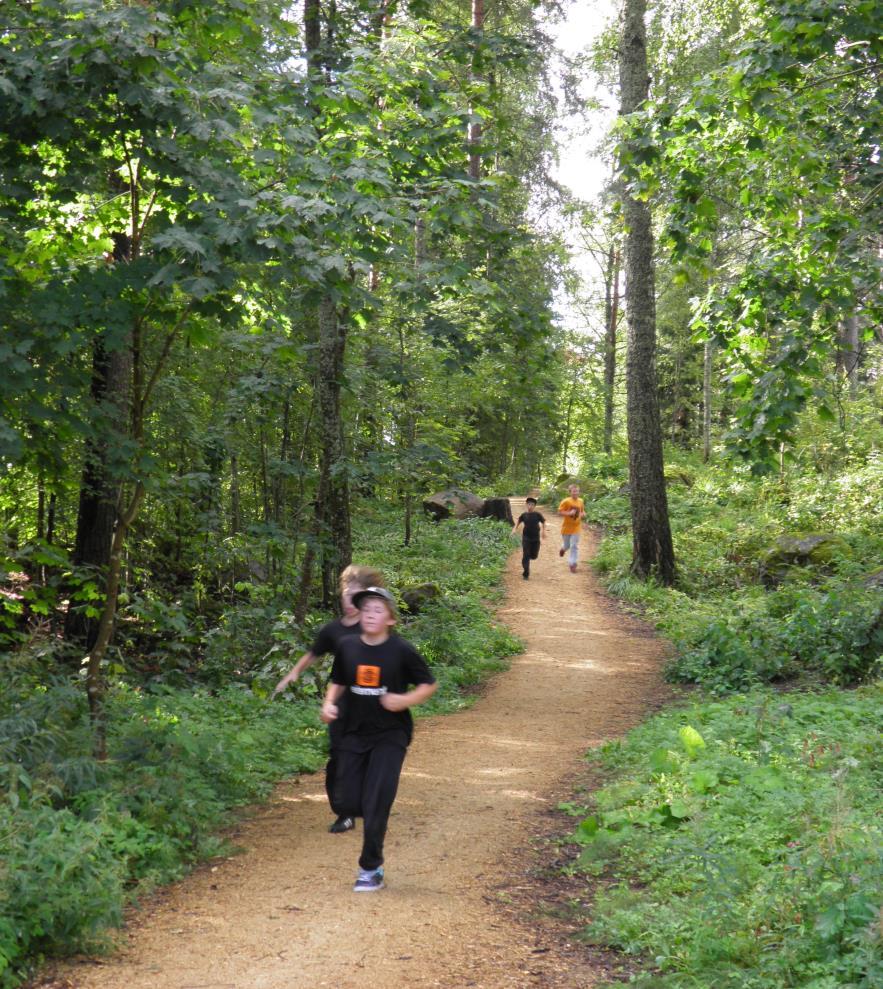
top-left (320, 701), bottom-right (339, 723)
top-left (272, 678), bottom-right (290, 697)
top-left (380, 692), bottom-right (410, 712)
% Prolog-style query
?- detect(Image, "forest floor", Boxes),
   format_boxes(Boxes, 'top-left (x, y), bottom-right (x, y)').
top-left (39, 500), bottom-right (671, 989)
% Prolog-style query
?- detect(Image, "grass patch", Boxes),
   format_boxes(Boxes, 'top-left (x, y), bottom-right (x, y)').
top-left (563, 685), bottom-right (883, 988)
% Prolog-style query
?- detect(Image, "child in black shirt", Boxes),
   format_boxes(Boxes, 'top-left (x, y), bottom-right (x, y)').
top-left (273, 565), bottom-right (385, 833)
top-left (511, 497), bottom-right (547, 579)
top-left (322, 586), bottom-right (437, 892)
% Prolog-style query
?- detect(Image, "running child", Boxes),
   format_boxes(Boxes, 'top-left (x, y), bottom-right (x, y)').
top-left (321, 586), bottom-right (437, 892)
top-left (273, 564), bottom-right (386, 833)
top-left (557, 483), bottom-right (586, 573)
top-left (511, 497), bottom-right (546, 579)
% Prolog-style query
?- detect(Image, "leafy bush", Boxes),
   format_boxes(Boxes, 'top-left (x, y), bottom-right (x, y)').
top-left (564, 686), bottom-right (883, 989)
top-left (0, 804), bottom-right (124, 986)
top-left (588, 446), bottom-right (883, 693)
top-left (668, 582), bottom-right (883, 692)
top-left (0, 668), bottom-right (326, 987)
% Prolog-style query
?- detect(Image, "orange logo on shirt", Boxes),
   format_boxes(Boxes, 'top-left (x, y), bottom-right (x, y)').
top-left (356, 664), bottom-right (382, 688)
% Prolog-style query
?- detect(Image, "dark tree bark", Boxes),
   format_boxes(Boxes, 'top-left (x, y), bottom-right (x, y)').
top-left (603, 246), bottom-right (621, 454)
top-left (619, 0), bottom-right (675, 585)
top-left (304, 0), bottom-right (322, 69)
top-left (297, 0), bottom-right (353, 608)
top-left (314, 296), bottom-right (352, 606)
top-left (65, 232), bottom-right (133, 649)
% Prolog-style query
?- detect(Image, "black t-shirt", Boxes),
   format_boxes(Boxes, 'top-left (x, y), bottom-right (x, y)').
top-left (331, 634), bottom-right (435, 747)
top-left (518, 511), bottom-right (545, 540)
top-left (310, 617), bottom-right (361, 658)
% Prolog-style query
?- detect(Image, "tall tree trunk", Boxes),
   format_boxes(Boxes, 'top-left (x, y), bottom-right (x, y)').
top-left (702, 339), bottom-right (713, 462)
top-left (314, 296), bottom-right (352, 606)
top-left (65, 232), bottom-right (133, 649)
top-left (86, 483), bottom-right (144, 760)
top-left (299, 0), bottom-right (352, 609)
top-left (836, 315), bottom-right (860, 399)
top-left (468, 0), bottom-right (485, 180)
top-left (603, 246), bottom-right (620, 454)
top-left (46, 492), bottom-right (56, 546)
top-left (619, 0), bottom-right (675, 585)
top-left (304, 0), bottom-right (321, 69)
top-left (275, 391), bottom-right (292, 525)
top-left (229, 453), bottom-right (241, 535)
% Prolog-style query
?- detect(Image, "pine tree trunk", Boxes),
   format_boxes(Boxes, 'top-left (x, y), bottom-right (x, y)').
top-left (619, 0), bottom-right (675, 585)
top-left (603, 246), bottom-right (620, 454)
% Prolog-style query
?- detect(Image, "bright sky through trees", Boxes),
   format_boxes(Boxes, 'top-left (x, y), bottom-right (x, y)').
top-left (546, 0), bottom-right (617, 336)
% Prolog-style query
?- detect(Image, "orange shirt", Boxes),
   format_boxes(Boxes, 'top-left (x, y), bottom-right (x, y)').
top-left (558, 497), bottom-right (584, 535)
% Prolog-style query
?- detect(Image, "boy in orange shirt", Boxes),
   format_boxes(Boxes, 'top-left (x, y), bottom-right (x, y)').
top-left (557, 483), bottom-right (585, 573)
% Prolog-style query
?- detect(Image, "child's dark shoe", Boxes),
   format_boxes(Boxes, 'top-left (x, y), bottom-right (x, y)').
top-left (329, 815), bottom-right (355, 834)
top-left (353, 867), bottom-right (384, 892)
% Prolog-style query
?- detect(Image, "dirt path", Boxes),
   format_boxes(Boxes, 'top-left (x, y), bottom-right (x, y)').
top-left (51, 502), bottom-right (669, 989)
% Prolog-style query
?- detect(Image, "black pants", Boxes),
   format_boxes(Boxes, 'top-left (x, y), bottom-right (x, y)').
top-left (325, 717), bottom-right (344, 815)
top-left (333, 738), bottom-right (408, 870)
top-left (522, 536), bottom-right (540, 575)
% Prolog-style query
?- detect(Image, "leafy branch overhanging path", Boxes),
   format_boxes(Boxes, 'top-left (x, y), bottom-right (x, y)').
top-left (48, 502), bottom-right (669, 989)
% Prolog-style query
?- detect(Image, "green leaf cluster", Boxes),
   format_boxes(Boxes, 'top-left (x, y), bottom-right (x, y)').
top-left (566, 686), bottom-right (883, 988)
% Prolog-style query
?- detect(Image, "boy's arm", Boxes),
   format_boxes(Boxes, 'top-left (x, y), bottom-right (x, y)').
top-left (273, 650), bottom-right (317, 695)
top-left (320, 681), bottom-right (345, 723)
top-left (511, 519), bottom-right (522, 535)
top-left (380, 680), bottom-right (438, 713)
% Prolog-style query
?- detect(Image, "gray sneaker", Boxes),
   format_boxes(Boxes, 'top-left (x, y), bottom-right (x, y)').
top-left (353, 867), bottom-right (384, 892)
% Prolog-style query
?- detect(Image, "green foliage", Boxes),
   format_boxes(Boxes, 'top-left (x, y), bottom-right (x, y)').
top-left (641, 0), bottom-right (883, 468)
top-left (589, 429), bottom-right (883, 692)
top-left (566, 686), bottom-right (883, 988)
top-left (0, 657), bottom-right (325, 987)
top-left (671, 582), bottom-right (882, 692)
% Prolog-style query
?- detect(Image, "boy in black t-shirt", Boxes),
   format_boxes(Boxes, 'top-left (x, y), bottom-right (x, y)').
top-left (322, 586), bottom-right (437, 892)
top-left (511, 497), bottom-right (547, 579)
top-left (273, 565), bottom-right (385, 833)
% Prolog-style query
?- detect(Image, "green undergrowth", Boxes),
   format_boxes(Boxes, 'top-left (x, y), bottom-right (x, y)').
top-left (263, 511), bottom-right (521, 713)
top-left (0, 511), bottom-right (520, 987)
top-left (0, 674), bottom-right (325, 987)
top-left (562, 685), bottom-right (883, 988)
top-left (587, 447), bottom-right (883, 693)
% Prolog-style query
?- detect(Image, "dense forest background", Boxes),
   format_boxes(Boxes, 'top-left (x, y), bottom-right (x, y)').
top-left (1, 1), bottom-right (880, 987)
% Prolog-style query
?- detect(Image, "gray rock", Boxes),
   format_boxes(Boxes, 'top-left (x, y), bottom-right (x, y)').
top-left (423, 488), bottom-right (485, 521)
